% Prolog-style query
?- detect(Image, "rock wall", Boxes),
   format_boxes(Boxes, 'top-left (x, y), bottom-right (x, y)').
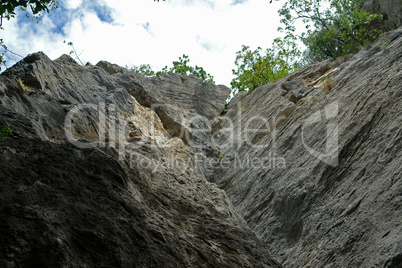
top-left (0, 25), bottom-right (401, 268)
top-left (362, 0), bottom-right (402, 29)
top-left (98, 63), bottom-right (229, 180)
top-left (212, 28), bottom-right (402, 267)
top-left (0, 52), bottom-right (280, 267)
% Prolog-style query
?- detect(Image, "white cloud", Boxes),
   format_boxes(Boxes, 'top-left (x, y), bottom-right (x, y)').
top-left (65, 0), bottom-right (83, 9)
top-left (1, 0), bottom-right (285, 86)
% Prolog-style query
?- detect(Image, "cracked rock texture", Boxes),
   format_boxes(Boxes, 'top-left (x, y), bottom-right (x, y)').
top-left (362, 0), bottom-right (402, 29)
top-left (0, 52), bottom-right (279, 267)
top-left (0, 18), bottom-right (401, 268)
top-left (95, 62), bottom-right (230, 180)
top-left (213, 28), bottom-right (402, 267)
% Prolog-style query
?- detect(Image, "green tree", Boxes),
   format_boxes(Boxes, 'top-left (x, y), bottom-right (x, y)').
top-left (157, 54), bottom-right (215, 83)
top-left (230, 0), bottom-right (387, 95)
top-left (231, 34), bottom-right (302, 94)
top-left (278, 0), bottom-right (386, 62)
top-left (130, 64), bottom-right (155, 77)
top-left (1, 0), bottom-right (59, 20)
top-left (130, 55), bottom-right (215, 83)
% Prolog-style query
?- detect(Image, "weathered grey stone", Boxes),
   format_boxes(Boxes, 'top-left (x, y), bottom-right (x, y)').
top-left (212, 28), bottom-right (402, 267)
top-left (106, 69), bottom-right (231, 180)
top-left (0, 52), bottom-right (279, 267)
top-left (1, 23), bottom-right (401, 268)
top-left (96, 60), bottom-right (128, 75)
top-left (362, 0), bottom-right (402, 28)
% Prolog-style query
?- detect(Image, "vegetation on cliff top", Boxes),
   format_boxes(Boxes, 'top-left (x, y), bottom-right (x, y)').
top-left (127, 0), bottom-right (386, 95)
top-left (0, 0), bottom-right (388, 94)
top-left (230, 0), bottom-right (386, 94)
top-left (131, 54), bottom-right (215, 83)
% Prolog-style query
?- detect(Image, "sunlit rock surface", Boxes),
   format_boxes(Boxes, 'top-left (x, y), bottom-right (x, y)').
top-left (0, 52), bottom-right (280, 267)
top-left (0, 22), bottom-right (401, 268)
top-left (213, 27), bottom-right (402, 267)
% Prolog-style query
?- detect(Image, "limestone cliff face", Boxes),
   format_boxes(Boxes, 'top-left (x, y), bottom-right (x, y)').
top-left (0, 27), bottom-right (401, 268)
top-left (0, 53), bottom-right (280, 267)
top-left (213, 28), bottom-right (402, 267)
top-left (362, 0), bottom-right (402, 29)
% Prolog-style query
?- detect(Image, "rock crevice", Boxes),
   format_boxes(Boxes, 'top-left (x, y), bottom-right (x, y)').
top-left (0, 25), bottom-right (401, 268)
top-left (212, 27), bottom-right (402, 267)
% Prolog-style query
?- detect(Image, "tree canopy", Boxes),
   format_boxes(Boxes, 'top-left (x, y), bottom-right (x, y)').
top-left (230, 0), bottom-right (386, 94)
top-left (132, 54), bottom-right (215, 83)
top-left (157, 54), bottom-right (215, 83)
top-left (0, 0), bottom-right (59, 20)
top-left (279, 0), bottom-right (385, 63)
top-left (131, 64), bottom-right (156, 77)
top-left (231, 34), bottom-right (302, 94)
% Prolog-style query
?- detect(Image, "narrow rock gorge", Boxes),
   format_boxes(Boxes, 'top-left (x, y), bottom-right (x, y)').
top-left (0, 23), bottom-right (401, 268)
top-left (213, 27), bottom-right (402, 267)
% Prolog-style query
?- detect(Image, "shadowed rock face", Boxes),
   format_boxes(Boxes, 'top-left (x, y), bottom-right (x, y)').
top-left (0, 21), bottom-right (401, 268)
top-left (362, 0), bottom-right (402, 29)
top-left (212, 28), bottom-right (402, 267)
top-left (0, 52), bottom-right (280, 267)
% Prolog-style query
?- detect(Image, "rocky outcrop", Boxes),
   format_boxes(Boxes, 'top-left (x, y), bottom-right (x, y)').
top-left (0, 52), bottom-right (279, 267)
top-left (362, 0), bottom-right (402, 28)
top-left (1, 25), bottom-right (401, 268)
top-left (212, 28), bottom-right (402, 267)
top-left (95, 63), bottom-right (230, 180)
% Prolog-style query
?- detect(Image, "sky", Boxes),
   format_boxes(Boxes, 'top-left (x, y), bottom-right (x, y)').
top-left (1, 0), bottom-right (285, 87)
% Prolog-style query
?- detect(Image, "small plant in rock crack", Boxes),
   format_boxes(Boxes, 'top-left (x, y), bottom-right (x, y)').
top-left (311, 95), bottom-right (320, 102)
top-left (379, 41), bottom-right (389, 51)
top-left (321, 77), bottom-right (334, 95)
top-left (18, 78), bottom-right (29, 91)
top-left (64, 40), bottom-right (85, 65)
top-left (0, 123), bottom-right (12, 140)
top-left (59, 61), bottom-right (69, 69)
top-left (217, 153), bottom-right (224, 163)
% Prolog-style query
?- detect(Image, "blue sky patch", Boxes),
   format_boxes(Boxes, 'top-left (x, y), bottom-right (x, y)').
top-left (90, 4), bottom-right (115, 24)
